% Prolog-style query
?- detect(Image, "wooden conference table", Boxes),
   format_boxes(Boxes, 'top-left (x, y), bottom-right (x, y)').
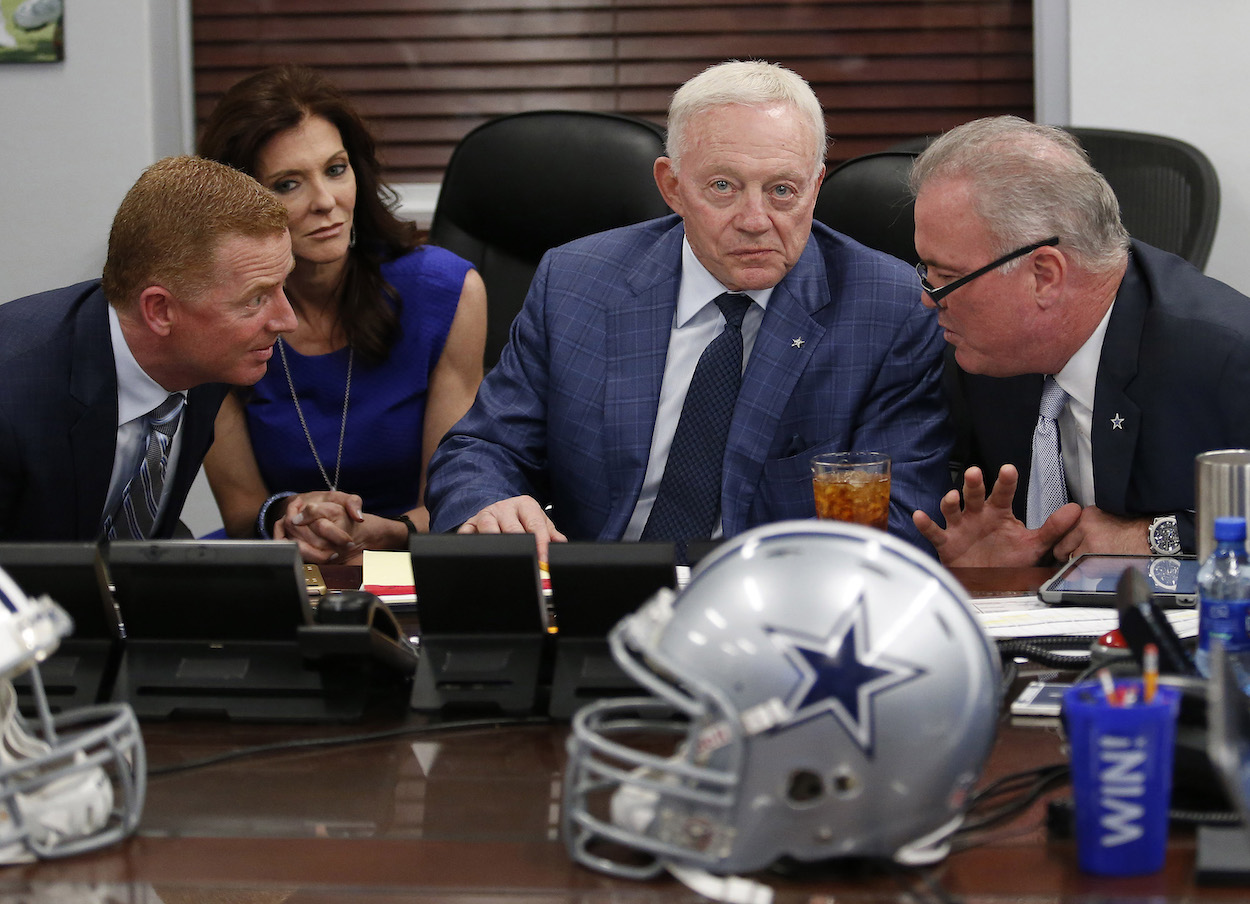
top-left (1, 565), bottom-right (1245, 902)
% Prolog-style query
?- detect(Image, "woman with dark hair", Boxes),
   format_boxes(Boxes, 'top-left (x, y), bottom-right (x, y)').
top-left (199, 64), bottom-right (486, 563)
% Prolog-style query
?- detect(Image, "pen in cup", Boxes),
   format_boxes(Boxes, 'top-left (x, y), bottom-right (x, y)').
top-left (1143, 642), bottom-right (1159, 703)
top-left (1097, 667), bottom-right (1118, 704)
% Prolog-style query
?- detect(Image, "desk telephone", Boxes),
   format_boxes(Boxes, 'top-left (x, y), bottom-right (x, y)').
top-left (100, 540), bottom-right (416, 721)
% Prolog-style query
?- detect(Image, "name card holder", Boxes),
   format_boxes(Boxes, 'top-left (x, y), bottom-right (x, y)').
top-left (546, 542), bottom-right (676, 719)
top-left (408, 533), bottom-right (547, 715)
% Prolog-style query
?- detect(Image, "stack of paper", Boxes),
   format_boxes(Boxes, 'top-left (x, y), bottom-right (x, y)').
top-left (361, 549), bottom-right (415, 607)
top-left (971, 593), bottom-right (1198, 639)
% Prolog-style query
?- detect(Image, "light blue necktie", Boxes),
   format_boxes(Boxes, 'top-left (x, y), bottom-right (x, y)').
top-left (104, 394), bottom-right (185, 540)
top-left (1026, 377), bottom-right (1069, 530)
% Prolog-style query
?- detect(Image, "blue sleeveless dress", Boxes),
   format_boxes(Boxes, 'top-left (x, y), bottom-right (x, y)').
top-left (245, 245), bottom-right (472, 517)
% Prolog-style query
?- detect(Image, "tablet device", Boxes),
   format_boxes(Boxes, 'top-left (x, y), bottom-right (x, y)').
top-left (1038, 553), bottom-right (1198, 608)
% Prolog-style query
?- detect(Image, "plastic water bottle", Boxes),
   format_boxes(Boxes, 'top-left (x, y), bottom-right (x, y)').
top-left (1196, 515), bottom-right (1250, 681)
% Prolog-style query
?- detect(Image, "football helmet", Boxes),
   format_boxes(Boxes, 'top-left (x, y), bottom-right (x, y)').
top-left (563, 520), bottom-right (1001, 880)
top-left (0, 565), bottom-right (145, 863)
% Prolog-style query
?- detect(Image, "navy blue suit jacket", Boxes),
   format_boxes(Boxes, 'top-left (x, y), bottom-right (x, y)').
top-left (949, 241), bottom-right (1250, 553)
top-left (0, 281), bottom-right (228, 540)
top-left (427, 216), bottom-right (953, 550)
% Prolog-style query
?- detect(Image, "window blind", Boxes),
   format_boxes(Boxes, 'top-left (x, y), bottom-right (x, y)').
top-left (193, 0), bottom-right (1034, 183)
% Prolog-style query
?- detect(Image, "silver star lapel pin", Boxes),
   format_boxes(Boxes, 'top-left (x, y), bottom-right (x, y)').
top-left (1111, 413), bottom-right (1125, 430)
top-left (792, 337), bottom-right (805, 349)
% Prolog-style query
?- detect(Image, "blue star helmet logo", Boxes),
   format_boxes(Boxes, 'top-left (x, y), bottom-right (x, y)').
top-left (768, 593), bottom-right (924, 756)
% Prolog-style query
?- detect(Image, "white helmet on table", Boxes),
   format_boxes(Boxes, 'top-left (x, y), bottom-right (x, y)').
top-left (563, 520), bottom-right (1001, 883)
top-left (0, 565), bottom-right (145, 863)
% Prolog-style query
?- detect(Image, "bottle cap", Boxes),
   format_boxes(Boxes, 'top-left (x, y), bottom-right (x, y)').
top-left (1214, 516), bottom-right (1247, 542)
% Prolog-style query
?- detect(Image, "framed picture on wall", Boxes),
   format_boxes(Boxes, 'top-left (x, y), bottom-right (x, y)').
top-left (0, 0), bottom-right (63, 63)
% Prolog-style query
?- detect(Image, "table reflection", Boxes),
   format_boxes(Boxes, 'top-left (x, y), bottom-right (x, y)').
top-left (140, 721), bottom-right (567, 843)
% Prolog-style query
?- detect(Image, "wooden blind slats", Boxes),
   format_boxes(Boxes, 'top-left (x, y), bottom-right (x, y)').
top-left (193, 0), bottom-right (1033, 183)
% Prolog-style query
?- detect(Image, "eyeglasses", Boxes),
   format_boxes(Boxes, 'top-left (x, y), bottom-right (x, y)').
top-left (916, 236), bottom-right (1060, 304)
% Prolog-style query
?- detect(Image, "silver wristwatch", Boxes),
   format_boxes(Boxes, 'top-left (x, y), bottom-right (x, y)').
top-left (1147, 515), bottom-right (1181, 556)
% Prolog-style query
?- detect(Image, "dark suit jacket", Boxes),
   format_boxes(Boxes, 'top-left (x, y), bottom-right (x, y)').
top-left (427, 216), bottom-right (953, 550)
top-left (950, 241), bottom-right (1250, 552)
top-left (0, 281), bottom-right (228, 540)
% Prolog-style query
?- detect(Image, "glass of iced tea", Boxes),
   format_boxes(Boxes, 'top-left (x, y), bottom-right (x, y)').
top-left (810, 452), bottom-right (891, 530)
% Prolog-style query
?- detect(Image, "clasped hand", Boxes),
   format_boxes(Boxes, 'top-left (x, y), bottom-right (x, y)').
top-left (912, 465), bottom-right (1152, 566)
top-left (273, 490), bottom-right (418, 564)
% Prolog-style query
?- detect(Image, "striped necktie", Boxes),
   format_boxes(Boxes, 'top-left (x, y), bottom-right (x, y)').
top-left (104, 394), bottom-right (185, 540)
top-left (1026, 376), bottom-right (1069, 530)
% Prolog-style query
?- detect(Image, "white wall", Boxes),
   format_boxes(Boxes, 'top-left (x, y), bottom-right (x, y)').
top-left (0, 3), bottom-right (191, 302)
top-left (0, 0), bottom-right (223, 535)
top-left (1061, 0), bottom-right (1250, 295)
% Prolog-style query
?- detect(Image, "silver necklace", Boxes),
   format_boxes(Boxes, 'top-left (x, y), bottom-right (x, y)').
top-left (276, 336), bottom-right (352, 491)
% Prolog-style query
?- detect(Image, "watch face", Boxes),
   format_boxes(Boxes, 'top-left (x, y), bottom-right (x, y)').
top-left (1148, 556), bottom-right (1181, 591)
top-left (1150, 517), bottom-right (1181, 555)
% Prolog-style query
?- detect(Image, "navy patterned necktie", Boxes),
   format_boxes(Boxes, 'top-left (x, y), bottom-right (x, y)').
top-left (104, 394), bottom-right (185, 540)
top-left (642, 293), bottom-right (752, 550)
top-left (1026, 376), bottom-right (1069, 529)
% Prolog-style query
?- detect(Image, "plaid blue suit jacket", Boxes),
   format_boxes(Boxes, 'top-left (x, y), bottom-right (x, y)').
top-left (427, 215), bottom-right (952, 551)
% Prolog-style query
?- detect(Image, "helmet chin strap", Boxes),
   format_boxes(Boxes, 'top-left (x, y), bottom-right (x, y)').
top-left (892, 812), bottom-right (964, 866)
top-left (666, 862), bottom-right (774, 904)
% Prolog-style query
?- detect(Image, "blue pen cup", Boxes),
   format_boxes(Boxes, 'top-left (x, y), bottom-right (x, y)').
top-left (1062, 681), bottom-right (1180, 876)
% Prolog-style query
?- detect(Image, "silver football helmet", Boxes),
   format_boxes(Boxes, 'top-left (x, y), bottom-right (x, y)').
top-left (563, 520), bottom-right (1001, 880)
top-left (0, 565), bottom-right (145, 863)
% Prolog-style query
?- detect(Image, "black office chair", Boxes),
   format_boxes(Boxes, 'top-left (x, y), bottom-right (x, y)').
top-left (1071, 127), bottom-right (1220, 270)
top-left (891, 127), bottom-right (1221, 269)
top-left (812, 151), bottom-right (972, 482)
top-left (814, 151), bottom-right (920, 265)
top-left (428, 110), bottom-right (671, 369)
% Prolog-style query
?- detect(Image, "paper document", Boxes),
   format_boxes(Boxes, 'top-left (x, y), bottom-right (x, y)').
top-left (970, 593), bottom-right (1198, 639)
top-left (362, 549), bottom-right (415, 605)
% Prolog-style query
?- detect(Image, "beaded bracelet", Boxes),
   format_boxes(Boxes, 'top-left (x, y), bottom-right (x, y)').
top-left (257, 491), bottom-right (297, 539)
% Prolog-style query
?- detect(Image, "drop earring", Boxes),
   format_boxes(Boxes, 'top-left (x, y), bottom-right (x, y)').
top-left (348, 225), bottom-right (357, 248)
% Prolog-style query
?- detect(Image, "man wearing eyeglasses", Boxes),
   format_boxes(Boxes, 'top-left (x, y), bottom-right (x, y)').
top-left (910, 115), bottom-right (1250, 566)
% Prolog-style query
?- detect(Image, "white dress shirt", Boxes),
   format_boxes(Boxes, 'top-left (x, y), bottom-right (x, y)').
top-left (1053, 301), bottom-right (1115, 508)
top-left (623, 239), bottom-right (773, 540)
